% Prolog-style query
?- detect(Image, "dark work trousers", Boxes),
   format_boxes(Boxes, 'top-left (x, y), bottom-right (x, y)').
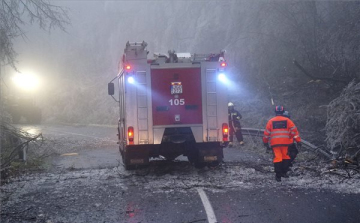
top-left (229, 122), bottom-right (243, 142)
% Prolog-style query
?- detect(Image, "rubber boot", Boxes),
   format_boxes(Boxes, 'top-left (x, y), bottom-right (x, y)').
top-left (281, 159), bottom-right (291, 178)
top-left (274, 162), bottom-right (282, 182)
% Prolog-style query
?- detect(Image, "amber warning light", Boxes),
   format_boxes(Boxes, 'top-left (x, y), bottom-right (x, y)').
top-left (220, 62), bottom-right (227, 67)
top-left (128, 126), bottom-right (134, 144)
top-left (222, 123), bottom-right (229, 141)
top-left (125, 65), bottom-right (131, 71)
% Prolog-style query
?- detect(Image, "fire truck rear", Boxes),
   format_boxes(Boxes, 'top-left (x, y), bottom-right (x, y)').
top-left (108, 41), bottom-right (229, 169)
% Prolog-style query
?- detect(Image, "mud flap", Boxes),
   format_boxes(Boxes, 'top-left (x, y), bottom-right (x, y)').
top-left (198, 146), bottom-right (223, 163)
top-left (122, 145), bottom-right (150, 170)
top-left (188, 142), bottom-right (223, 168)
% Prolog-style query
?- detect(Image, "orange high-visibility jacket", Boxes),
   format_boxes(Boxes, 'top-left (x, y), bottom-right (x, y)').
top-left (263, 115), bottom-right (301, 147)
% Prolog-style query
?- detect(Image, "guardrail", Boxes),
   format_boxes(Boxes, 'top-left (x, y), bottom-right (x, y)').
top-left (241, 128), bottom-right (332, 159)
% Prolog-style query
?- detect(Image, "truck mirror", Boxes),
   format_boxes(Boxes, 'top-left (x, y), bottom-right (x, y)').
top-left (108, 83), bottom-right (115, 95)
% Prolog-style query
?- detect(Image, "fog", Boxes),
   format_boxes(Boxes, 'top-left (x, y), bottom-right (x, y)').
top-left (8, 0), bottom-right (251, 124)
top-left (5, 0), bottom-right (360, 127)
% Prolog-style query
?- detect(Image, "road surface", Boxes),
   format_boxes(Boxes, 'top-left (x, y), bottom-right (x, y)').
top-left (1, 124), bottom-right (359, 223)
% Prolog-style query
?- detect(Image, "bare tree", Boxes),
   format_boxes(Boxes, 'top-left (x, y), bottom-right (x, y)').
top-left (268, 1), bottom-right (360, 84)
top-left (0, 0), bottom-right (69, 179)
top-left (0, 0), bottom-right (69, 68)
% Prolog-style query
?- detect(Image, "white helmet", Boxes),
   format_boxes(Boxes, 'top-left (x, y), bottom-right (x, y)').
top-left (228, 102), bottom-right (234, 107)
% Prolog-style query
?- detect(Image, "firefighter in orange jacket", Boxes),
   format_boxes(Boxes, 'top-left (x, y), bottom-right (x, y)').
top-left (263, 106), bottom-right (301, 182)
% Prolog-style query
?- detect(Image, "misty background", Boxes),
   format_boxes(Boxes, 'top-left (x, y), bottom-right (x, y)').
top-left (4, 0), bottom-right (360, 143)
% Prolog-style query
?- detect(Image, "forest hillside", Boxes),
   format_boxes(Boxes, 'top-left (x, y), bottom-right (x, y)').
top-left (3, 0), bottom-right (360, 157)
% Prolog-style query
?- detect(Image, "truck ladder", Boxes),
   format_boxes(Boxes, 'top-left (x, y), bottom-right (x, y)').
top-left (205, 69), bottom-right (219, 141)
top-left (136, 71), bottom-right (149, 144)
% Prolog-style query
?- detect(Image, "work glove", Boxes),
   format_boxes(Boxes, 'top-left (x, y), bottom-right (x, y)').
top-left (296, 142), bottom-right (302, 150)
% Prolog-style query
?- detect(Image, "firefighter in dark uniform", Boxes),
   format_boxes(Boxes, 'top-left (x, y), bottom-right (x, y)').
top-left (228, 102), bottom-right (244, 146)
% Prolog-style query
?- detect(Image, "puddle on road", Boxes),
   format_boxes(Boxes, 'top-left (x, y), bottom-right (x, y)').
top-left (19, 126), bottom-right (42, 136)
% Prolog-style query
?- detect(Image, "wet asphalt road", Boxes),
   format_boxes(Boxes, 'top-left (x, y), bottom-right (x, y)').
top-left (1, 124), bottom-right (360, 223)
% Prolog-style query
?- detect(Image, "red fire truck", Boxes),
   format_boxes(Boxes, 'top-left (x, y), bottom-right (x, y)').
top-left (108, 41), bottom-right (229, 169)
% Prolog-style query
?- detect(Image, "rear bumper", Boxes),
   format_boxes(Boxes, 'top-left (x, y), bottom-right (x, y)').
top-left (123, 141), bottom-right (224, 165)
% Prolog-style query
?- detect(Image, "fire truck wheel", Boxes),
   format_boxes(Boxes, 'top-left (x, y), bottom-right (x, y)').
top-left (187, 152), bottom-right (205, 168)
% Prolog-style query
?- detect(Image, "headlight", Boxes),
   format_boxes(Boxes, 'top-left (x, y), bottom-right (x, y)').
top-left (11, 72), bottom-right (40, 91)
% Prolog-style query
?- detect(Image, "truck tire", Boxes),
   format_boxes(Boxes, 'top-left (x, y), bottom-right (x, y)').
top-left (187, 149), bottom-right (206, 169)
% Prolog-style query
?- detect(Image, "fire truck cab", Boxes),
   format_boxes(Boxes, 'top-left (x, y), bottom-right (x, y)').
top-left (108, 41), bottom-right (229, 169)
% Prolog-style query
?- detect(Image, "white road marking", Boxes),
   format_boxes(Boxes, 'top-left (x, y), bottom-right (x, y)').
top-left (197, 188), bottom-right (218, 223)
top-left (60, 153), bottom-right (79, 156)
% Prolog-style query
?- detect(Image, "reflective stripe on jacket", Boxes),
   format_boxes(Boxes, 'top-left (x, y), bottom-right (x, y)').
top-left (263, 115), bottom-right (301, 147)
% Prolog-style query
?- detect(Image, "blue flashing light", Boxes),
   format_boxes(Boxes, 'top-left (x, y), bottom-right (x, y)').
top-left (218, 73), bottom-right (227, 82)
top-left (128, 76), bottom-right (135, 84)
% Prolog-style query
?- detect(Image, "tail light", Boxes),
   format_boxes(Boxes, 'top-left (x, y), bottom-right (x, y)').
top-left (128, 126), bottom-right (134, 144)
top-left (125, 65), bottom-right (131, 71)
top-left (222, 123), bottom-right (229, 141)
top-left (220, 62), bottom-right (227, 67)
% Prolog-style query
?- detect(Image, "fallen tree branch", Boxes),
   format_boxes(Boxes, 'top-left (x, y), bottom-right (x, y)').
top-left (325, 81), bottom-right (360, 159)
top-left (322, 170), bottom-right (353, 179)
top-left (1, 119), bottom-right (45, 178)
